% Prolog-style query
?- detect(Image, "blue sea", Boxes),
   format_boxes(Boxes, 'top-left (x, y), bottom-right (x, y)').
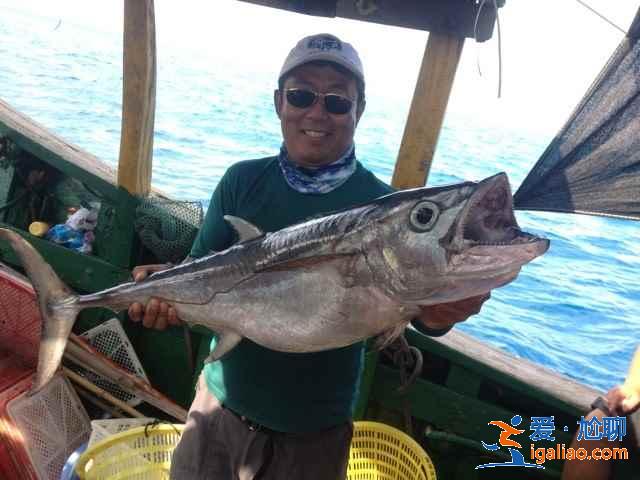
top-left (1, 6), bottom-right (638, 393)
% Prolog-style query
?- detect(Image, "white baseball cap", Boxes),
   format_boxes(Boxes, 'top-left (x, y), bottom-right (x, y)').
top-left (279, 34), bottom-right (365, 86)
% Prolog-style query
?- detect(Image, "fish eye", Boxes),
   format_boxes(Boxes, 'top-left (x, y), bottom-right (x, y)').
top-left (409, 201), bottom-right (439, 232)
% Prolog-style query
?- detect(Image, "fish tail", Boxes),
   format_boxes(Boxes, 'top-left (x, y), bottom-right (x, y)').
top-left (0, 228), bottom-right (80, 394)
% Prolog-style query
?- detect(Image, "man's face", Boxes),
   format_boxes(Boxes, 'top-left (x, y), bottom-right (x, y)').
top-left (275, 63), bottom-right (364, 167)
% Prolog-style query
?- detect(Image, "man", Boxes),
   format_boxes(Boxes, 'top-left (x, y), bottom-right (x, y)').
top-left (129, 33), bottom-right (490, 479)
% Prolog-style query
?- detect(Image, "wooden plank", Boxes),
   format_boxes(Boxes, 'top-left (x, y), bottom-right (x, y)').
top-left (0, 101), bottom-right (169, 200)
top-left (407, 328), bottom-right (600, 413)
top-left (391, 33), bottom-right (464, 189)
top-left (446, 364), bottom-right (482, 396)
top-left (372, 365), bottom-right (574, 462)
top-left (0, 225), bottom-right (130, 292)
top-left (97, 188), bottom-right (139, 269)
top-left (0, 100), bottom-right (118, 198)
top-left (117, 0), bottom-right (156, 196)
top-left (372, 364), bottom-right (510, 440)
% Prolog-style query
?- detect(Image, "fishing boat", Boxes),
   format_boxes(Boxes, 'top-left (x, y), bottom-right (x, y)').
top-left (0, 1), bottom-right (638, 478)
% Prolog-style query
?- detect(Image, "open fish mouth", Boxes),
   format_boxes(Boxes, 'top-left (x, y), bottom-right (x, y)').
top-left (458, 173), bottom-right (544, 248)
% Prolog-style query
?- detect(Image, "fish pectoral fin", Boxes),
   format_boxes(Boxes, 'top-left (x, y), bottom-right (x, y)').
top-left (223, 216), bottom-right (264, 243)
top-left (204, 331), bottom-right (243, 363)
top-left (259, 253), bottom-right (356, 273)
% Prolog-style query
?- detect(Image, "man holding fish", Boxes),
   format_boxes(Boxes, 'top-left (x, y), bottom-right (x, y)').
top-left (127, 34), bottom-right (497, 479)
top-left (0, 34), bottom-right (548, 479)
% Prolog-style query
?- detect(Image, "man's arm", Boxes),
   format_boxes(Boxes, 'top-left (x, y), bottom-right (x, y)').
top-left (562, 386), bottom-right (640, 480)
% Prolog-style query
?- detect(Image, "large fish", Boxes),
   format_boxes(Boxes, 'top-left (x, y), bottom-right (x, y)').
top-left (0, 172), bottom-right (549, 394)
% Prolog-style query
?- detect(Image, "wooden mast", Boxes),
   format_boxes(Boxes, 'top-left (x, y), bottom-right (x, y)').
top-left (117, 0), bottom-right (156, 196)
top-left (391, 32), bottom-right (464, 189)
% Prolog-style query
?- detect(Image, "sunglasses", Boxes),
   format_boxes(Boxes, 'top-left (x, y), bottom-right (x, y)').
top-left (284, 88), bottom-right (354, 115)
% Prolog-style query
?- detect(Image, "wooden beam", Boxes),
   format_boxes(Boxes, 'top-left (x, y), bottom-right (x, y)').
top-left (391, 33), bottom-right (464, 189)
top-left (66, 336), bottom-right (189, 422)
top-left (64, 367), bottom-right (145, 418)
top-left (117, 0), bottom-right (156, 196)
top-left (238, 1), bottom-right (504, 41)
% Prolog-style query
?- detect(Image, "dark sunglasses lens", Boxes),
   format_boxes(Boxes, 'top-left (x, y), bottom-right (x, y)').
top-left (324, 95), bottom-right (353, 115)
top-left (286, 89), bottom-right (316, 109)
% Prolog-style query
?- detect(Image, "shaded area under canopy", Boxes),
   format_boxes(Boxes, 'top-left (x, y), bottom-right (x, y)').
top-left (514, 8), bottom-right (640, 221)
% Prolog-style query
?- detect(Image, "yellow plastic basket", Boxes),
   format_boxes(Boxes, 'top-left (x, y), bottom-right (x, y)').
top-left (75, 421), bottom-right (435, 480)
top-left (347, 421), bottom-right (437, 480)
top-left (75, 424), bottom-right (184, 480)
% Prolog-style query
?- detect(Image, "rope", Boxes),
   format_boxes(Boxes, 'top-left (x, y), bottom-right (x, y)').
top-left (475, 0), bottom-right (627, 98)
top-left (382, 334), bottom-right (423, 436)
top-left (494, 0), bottom-right (502, 98)
top-left (575, 0), bottom-right (627, 35)
top-left (144, 419), bottom-right (182, 437)
top-left (474, 0), bottom-right (503, 98)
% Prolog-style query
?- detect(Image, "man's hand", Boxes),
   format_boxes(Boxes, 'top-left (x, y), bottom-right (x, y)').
top-left (415, 293), bottom-right (491, 330)
top-left (602, 385), bottom-right (640, 417)
top-left (127, 264), bottom-right (182, 330)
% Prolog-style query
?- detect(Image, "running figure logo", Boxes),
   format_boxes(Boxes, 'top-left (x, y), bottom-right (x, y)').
top-left (476, 415), bottom-right (544, 469)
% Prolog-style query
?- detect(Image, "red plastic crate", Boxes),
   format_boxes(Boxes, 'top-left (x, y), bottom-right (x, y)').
top-left (0, 268), bottom-right (41, 367)
top-left (0, 375), bottom-right (38, 480)
top-left (0, 352), bottom-right (32, 392)
top-left (0, 268), bottom-right (41, 478)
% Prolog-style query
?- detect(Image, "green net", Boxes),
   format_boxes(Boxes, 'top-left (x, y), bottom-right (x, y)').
top-left (134, 198), bottom-right (203, 264)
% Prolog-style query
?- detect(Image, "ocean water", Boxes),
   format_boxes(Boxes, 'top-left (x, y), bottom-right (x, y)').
top-left (1, 7), bottom-right (638, 394)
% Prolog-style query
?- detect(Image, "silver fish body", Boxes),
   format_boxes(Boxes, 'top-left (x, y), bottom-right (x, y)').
top-left (0, 172), bottom-right (549, 393)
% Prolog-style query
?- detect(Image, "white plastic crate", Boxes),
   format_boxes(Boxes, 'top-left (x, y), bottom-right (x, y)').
top-left (74, 318), bottom-right (149, 406)
top-left (88, 417), bottom-right (156, 447)
top-left (6, 373), bottom-right (91, 480)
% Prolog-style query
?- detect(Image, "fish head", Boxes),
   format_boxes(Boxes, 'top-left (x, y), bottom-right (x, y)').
top-left (371, 172), bottom-right (549, 304)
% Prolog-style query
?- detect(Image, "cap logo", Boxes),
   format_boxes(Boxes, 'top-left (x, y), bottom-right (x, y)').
top-left (307, 36), bottom-right (342, 52)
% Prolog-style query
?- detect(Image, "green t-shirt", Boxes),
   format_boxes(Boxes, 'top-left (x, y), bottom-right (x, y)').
top-left (190, 156), bottom-right (392, 433)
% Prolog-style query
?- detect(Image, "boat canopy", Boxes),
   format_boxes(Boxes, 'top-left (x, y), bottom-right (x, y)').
top-left (514, 8), bottom-right (640, 221)
top-left (237, 0), bottom-right (504, 41)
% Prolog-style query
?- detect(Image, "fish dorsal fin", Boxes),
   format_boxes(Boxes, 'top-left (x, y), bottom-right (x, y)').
top-left (224, 215), bottom-right (264, 242)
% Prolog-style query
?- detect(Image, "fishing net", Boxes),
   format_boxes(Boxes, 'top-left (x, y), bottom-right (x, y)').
top-left (514, 8), bottom-right (640, 220)
top-left (134, 198), bottom-right (203, 264)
